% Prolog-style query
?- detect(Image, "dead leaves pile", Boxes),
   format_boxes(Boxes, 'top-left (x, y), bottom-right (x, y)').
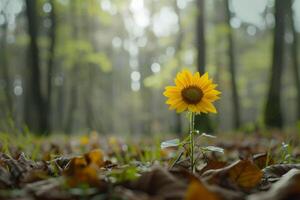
top-left (1, 141), bottom-right (300, 200)
top-left (63, 149), bottom-right (105, 187)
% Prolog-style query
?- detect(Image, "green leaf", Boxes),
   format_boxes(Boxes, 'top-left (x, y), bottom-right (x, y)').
top-left (160, 139), bottom-right (180, 149)
top-left (202, 146), bottom-right (224, 153)
top-left (200, 133), bottom-right (216, 139)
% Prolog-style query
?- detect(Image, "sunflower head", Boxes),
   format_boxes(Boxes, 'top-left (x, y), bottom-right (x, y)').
top-left (163, 69), bottom-right (221, 113)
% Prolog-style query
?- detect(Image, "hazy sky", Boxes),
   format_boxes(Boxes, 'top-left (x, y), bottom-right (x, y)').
top-left (0, 0), bottom-right (300, 33)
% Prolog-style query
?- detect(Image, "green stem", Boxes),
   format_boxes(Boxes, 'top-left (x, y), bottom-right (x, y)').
top-left (189, 112), bottom-right (195, 173)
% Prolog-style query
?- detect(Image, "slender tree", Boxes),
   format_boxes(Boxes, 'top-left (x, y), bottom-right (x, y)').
top-left (195, 0), bottom-right (212, 132)
top-left (45, 0), bottom-right (57, 133)
top-left (264, 0), bottom-right (287, 128)
top-left (213, 0), bottom-right (224, 129)
top-left (0, 15), bottom-right (12, 115)
top-left (173, 0), bottom-right (184, 135)
top-left (225, 0), bottom-right (241, 129)
top-left (287, 0), bottom-right (300, 120)
top-left (24, 0), bottom-right (47, 133)
top-left (65, 0), bottom-right (80, 133)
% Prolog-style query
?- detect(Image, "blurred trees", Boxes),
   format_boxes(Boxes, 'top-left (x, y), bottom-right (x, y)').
top-left (195, 0), bottom-right (212, 132)
top-left (225, 0), bottom-right (240, 129)
top-left (45, 0), bottom-right (56, 133)
top-left (264, 0), bottom-right (287, 128)
top-left (24, 0), bottom-right (46, 133)
top-left (65, 0), bottom-right (80, 133)
top-left (0, 0), bottom-right (299, 134)
top-left (287, 0), bottom-right (300, 121)
top-left (0, 4), bottom-right (12, 115)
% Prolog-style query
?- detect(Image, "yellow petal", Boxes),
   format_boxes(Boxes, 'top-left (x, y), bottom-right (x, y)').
top-left (176, 102), bottom-right (188, 113)
top-left (164, 86), bottom-right (180, 92)
top-left (170, 99), bottom-right (185, 109)
top-left (204, 92), bottom-right (221, 101)
top-left (188, 105), bottom-right (198, 112)
top-left (175, 76), bottom-right (186, 88)
top-left (203, 84), bottom-right (218, 93)
top-left (164, 91), bottom-right (181, 98)
top-left (198, 73), bottom-right (209, 87)
top-left (196, 103), bottom-right (208, 113)
top-left (183, 70), bottom-right (193, 85)
top-left (166, 97), bottom-right (182, 105)
top-left (194, 72), bottom-right (201, 80)
top-left (201, 99), bottom-right (217, 113)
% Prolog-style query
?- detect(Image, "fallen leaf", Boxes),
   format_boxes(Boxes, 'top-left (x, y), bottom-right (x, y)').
top-left (171, 169), bottom-right (244, 200)
top-left (126, 167), bottom-right (187, 199)
top-left (0, 166), bottom-right (12, 188)
top-left (229, 160), bottom-right (263, 190)
top-left (63, 156), bottom-right (101, 187)
top-left (248, 169), bottom-right (300, 200)
top-left (84, 149), bottom-right (105, 167)
top-left (198, 160), bottom-right (227, 175)
top-left (263, 164), bottom-right (300, 181)
top-left (253, 153), bottom-right (274, 169)
top-left (203, 160), bottom-right (263, 191)
top-left (185, 179), bottom-right (221, 200)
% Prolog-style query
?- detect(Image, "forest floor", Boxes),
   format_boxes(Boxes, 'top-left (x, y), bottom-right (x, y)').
top-left (0, 130), bottom-right (300, 200)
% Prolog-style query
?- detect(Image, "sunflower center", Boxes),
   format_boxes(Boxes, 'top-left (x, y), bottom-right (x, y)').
top-left (181, 86), bottom-right (203, 104)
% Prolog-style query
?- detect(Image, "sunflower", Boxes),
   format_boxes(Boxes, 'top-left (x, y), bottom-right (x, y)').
top-left (163, 69), bottom-right (221, 113)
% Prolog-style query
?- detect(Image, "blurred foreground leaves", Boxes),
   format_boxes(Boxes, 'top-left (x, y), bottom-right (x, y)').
top-left (0, 132), bottom-right (300, 199)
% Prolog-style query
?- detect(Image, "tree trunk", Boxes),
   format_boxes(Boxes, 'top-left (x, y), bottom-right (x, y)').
top-left (287, 0), bottom-right (300, 121)
top-left (213, 0), bottom-right (224, 131)
top-left (173, 1), bottom-right (183, 135)
top-left (65, 0), bottom-right (80, 133)
top-left (0, 20), bottom-right (12, 115)
top-left (196, 0), bottom-right (206, 74)
top-left (65, 68), bottom-right (79, 133)
top-left (85, 65), bottom-right (96, 130)
top-left (195, 0), bottom-right (212, 132)
top-left (45, 0), bottom-right (57, 133)
top-left (55, 74), bottom-right (65, 131)
top-left (225, 0), bottom-right (241, 129)
top-left (24, 0), bottom-right (46, 133)
top-left (264, 0), bottom-right (287, 128)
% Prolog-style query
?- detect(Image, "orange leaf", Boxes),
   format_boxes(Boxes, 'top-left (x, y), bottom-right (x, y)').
top-left (228, 160), bottom-right (263, 189)
top-left (63, 156), bottom-right (87, 176)
top-left (63, 153), bottom-right (103, 187)
top-left (203, 160), bottom-right (263, 191)
top-left (185, 180), bottom-right (220, 200)
top-left (84, 149), bottom-right (105, 167)
top-left (253, 153), bottom-right (274, 169)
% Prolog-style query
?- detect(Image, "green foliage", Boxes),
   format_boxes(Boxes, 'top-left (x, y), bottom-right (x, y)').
top-left (85, 52), bottom-right (112, 72)
top-left (144, 58), bottom-right (179, 88)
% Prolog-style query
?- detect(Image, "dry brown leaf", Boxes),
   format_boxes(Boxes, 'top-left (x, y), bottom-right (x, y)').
top-left (248, 169), bottom-right (300, 200)
top-left (113, 186), bottom-right (161, 200)
top-left (253, 153), bottom-right (274, 169)
top-left (198, 160), bottom-right (227, 175)
top-left (229, 160), bottom-right (263, 190)
top-left (0, 152), bottom-right (53, 187)
top-left (171, 168), bottom-right (245, 200)
top-left (263, 164), bottom-right (300, 181)
top-left (185, 179), bottom-right (221, 200)
top-left (127, 167), bottom-right (187, 200)
top-left (203, 160), bottom-right (263, 191)
top-left (0, 166), bottom-right (12, 188)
